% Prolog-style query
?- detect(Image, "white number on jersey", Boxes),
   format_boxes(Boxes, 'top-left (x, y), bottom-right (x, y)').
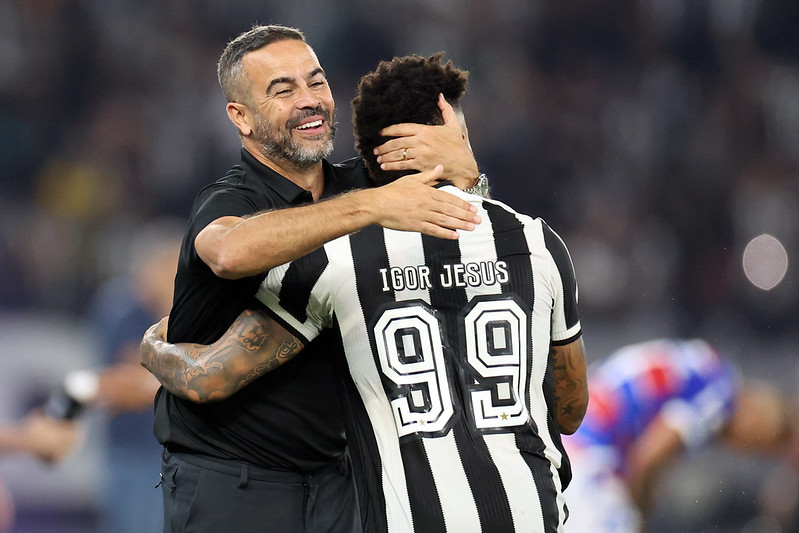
top-left (372, 296), bottom-right (531, 438)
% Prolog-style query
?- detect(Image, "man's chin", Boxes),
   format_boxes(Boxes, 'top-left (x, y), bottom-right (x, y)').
top-left (295, 139), bottom-right (334, 161)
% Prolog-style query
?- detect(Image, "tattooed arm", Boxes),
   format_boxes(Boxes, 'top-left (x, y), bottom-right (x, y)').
top-left (140, 308), bottom-right (304, 403)
top-left (551, 336), bottom-right (589, 434)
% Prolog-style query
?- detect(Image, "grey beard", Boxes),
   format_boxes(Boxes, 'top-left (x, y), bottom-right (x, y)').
top-left (254, 110), bottom-right (336, 171)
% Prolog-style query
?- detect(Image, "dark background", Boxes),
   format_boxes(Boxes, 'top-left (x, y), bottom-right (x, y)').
top-left (0, 1), bottom-right (797, 531)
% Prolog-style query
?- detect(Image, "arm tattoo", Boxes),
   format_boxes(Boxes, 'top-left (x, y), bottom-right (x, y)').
top-left (141, 309), bottom-right (304, 403)
top-left (551, 340), bottom-right (589, 434)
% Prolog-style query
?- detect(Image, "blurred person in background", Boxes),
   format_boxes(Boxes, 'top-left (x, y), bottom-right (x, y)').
top-left (0, 411), bottom-right (82, 532)
top-left (27, 219), bottom-right (183, 533)
top-left (563, 338), bottom-right (797, 533)
top-left (156, 24), bottom-right (483, 533)
top-left (82, 219), bottom-right (182, 533)
top-left (0, 410), bottom-right (81, 465)
top-left (0, 218), bottom-right (181, 532)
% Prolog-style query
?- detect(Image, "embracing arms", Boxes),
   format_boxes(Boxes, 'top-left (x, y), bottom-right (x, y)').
top-left (140, 308), bottom-right (303, 403)
top-left (199, 97), bottom-right (483, 279)
top-left (198, 166), bottom-right (480, 278)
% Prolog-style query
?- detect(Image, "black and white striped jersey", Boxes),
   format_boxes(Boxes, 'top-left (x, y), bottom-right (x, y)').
top-left (257, 185), bottom-right (582, 533)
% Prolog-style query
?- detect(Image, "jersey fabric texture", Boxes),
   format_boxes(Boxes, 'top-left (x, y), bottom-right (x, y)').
top-left (154, 148), bottom-right (370, 473)
top-left (256, 184), bottom-right (582, 533)
top-left (563, 339), bottom-right (740, 533)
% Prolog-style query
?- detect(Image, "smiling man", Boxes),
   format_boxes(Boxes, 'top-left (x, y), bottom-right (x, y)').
top-left (157, 25), bottom-right (484, 533)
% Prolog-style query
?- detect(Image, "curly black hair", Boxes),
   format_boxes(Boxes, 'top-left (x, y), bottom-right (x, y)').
top-left (351, 53), bottom-right (469, 186)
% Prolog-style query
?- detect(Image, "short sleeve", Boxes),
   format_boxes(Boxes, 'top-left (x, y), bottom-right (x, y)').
top-left (255, 248), bottom-right (333, 345)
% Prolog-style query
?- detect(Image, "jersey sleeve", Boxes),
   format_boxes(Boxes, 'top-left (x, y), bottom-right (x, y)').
top-left (255, 247), bottom-right (334, 345)
top-left (540, 220), bottom-right (581, 345)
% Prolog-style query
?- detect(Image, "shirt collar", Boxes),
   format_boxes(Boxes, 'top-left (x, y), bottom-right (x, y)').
top-left (240, 148), bottom-right (330, 205)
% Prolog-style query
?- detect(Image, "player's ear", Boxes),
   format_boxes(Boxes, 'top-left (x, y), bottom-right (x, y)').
top-left (226, 102), bottom-right (253, 137)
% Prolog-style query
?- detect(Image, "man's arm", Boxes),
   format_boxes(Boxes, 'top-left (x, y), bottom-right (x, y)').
top-left (198, 165), bottom-right (482, 279)
top-left (140, 309), bottom-right (303, 403)
top-left (0, 411), bottom-right (81, 464)
top-left (551, 336), bottom-right (588, 434)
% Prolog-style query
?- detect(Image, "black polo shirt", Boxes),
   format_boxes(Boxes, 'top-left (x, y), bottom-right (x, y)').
top-left (154, 148), bottom-right (370, 473)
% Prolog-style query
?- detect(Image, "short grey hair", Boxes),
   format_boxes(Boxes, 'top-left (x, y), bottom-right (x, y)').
top-left (217, 25), bottom-right (306, 105)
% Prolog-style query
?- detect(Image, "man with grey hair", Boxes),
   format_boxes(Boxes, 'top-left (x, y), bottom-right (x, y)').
top-left (155, 25), bottom-right (484, 533)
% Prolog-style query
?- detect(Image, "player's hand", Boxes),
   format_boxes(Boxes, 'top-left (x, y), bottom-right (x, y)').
top-left (374, 94), bottom-right (479, 190)
top-left (366, 165), bottom-right (481, 240)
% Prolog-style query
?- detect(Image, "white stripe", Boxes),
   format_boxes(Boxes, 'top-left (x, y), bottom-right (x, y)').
top-left (524, 220), bottom-right (564, 470)
top-left (551, 459), bottom-right (567, 531)
top-left (457, 197), bottom-right (504, 302)
top-left (484, 433), bottom-right (545, 532)
top-left (423, 433), bottom-right (481, 532)
top-left (383, 229), bottom-right (431, 304)
top-left (329, 237), bottom-right (415, 533)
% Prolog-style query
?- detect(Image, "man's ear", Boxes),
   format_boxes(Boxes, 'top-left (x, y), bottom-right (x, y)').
top-left (226, 102), bottom-right (253, 137)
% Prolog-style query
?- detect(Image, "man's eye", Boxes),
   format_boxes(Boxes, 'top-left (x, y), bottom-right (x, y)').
top-left (276, 89), bottom-right (292, 96)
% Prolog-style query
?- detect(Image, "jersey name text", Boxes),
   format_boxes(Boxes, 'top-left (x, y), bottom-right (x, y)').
top-left (379, 261), bottom-right (509, 292)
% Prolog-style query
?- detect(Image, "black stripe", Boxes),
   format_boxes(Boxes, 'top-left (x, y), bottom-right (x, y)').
top-left (521, 450), bottom-right (561, 532)
top-left (486, 201), bottom-right (569, 529)
top-left (401, 439), bottom-right (446, 532)
top-left (278, 247), bottom-right (329, 322)
top-left (541, 220), bottom-right (580, 329)
top-left (350, 226), bottom-right (424, 531)
top-left (484, 203), bottom-right (546, 453)
top-left (484, 202), bottom-right (534, 304)
top-left (536, 220), bottom-right (578, 489)
top-left (333, 311), bottom-right (389, 533)
top-left (453, 422), bottom-right (516, 531)
top-left (421, 232), bottom-right (515, 531)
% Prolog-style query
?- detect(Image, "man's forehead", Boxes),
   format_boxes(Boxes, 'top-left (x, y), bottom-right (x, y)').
top-left (243, 40), bottom-right (322, 80)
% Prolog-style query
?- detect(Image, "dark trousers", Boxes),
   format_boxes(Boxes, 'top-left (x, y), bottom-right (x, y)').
top-left (160, 448), bottom-right (361, 533)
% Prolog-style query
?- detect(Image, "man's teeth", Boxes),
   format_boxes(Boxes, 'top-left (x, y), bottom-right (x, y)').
top-left (297, 120), bottom-right (323, 130)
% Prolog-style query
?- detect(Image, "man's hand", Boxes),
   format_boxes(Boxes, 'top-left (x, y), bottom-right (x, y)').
top-left (374, 94), bottom-right (480, 190)
top-left (363, 165), bottom-right (481, 240)
top-left (12, 411), bottom-right (82, 464)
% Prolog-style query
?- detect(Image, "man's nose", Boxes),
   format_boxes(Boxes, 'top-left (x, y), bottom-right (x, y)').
top-left (295, 84), bottom-right (321, 109)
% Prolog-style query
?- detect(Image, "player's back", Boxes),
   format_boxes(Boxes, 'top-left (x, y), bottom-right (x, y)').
top-left (319, 185), bottom-right (581, 532)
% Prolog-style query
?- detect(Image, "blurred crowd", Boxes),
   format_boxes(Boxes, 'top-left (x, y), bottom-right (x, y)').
top-left (0, 0), bottom-right (797, 334)
top-left (0, 0), bottom-right (797, 531)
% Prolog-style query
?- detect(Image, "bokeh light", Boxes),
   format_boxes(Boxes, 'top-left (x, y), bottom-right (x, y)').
top-left (742, 233), bottom-right (789, 290)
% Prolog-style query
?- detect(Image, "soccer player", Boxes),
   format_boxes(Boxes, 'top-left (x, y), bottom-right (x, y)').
top-left (142, 54), bottom-right (589, 532)
top-left (562, 338), bottom-right (796, 532)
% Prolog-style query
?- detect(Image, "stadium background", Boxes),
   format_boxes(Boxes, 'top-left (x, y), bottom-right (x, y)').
top-left (0, 0), bottom-right (797, 531)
